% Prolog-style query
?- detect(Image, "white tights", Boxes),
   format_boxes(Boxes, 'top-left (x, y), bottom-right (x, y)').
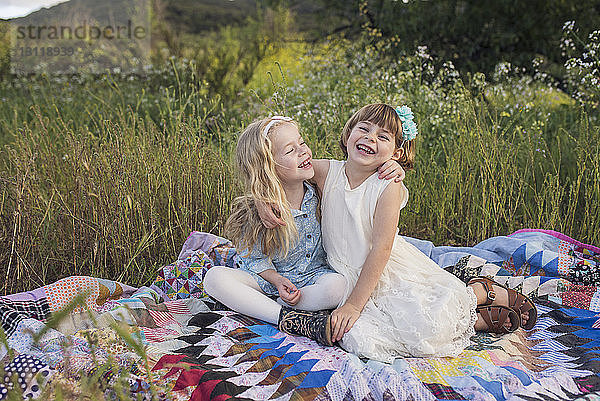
top-left (203, 266), bottom-right (347, 325)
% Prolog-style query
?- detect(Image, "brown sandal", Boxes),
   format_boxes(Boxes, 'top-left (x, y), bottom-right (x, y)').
top-left (476, 305), bottom-right (521, 334)
top-left (468, 276), bottom-right (538, 330)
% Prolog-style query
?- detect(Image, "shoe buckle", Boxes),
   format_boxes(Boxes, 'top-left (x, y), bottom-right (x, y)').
top-left (487, 290), bottom-right (496, 302)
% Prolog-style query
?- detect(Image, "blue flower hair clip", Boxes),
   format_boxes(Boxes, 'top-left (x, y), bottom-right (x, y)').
top-left (395, 105), bottom-right (418, 141)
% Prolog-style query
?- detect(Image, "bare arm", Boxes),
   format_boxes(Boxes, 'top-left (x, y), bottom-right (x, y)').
top-left (331, 181), bottom-right (406, 341)
top-left (311, 159), bottom-right (330, 194)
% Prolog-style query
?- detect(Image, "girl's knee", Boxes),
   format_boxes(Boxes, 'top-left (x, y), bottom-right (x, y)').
top-left (204, 266), bottom-right (258, 297)
top-left (323, 273), bottom-right (348, 304)
top-left (203, 266), bottom-right (227, 296)
top-left (329, 273), bottom-right (348, 288)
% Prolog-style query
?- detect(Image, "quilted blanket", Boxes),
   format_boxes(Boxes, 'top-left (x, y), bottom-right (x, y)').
top-left (1, 229), bottom-right (599, 400)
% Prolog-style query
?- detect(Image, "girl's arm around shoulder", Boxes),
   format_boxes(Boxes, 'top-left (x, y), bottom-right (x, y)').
top-left (311, 159), bottom-right (330, 194)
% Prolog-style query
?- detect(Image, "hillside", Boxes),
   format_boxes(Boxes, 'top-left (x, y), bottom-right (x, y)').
top-left (12, 0), bottom-right (149, 25)
top-left (161, 0), bottom-right (258, 34)
top-left (161, 0), bottom-right (353, 38)
top-left (9, 0), bottom-right (354, 40)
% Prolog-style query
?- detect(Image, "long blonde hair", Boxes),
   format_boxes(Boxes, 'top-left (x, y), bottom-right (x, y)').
top-left (225, 118), bottom-right (299, 258)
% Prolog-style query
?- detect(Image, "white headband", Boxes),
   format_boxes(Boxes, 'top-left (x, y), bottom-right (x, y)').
top-left (262, 116), bottom-right (293, 139)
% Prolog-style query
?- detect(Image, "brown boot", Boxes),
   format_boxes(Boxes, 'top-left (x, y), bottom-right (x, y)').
top-left (278, 306), bottom-right (333, 346)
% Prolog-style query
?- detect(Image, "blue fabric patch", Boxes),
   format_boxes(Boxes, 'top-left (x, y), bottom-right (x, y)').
top-left (528, 251), bottom-right (543, 273)
top-left (297, 369), bottom-right (336, 389)
top-left (282, 359), bottom-right (318, 379)
top-left (260, 343), bottom-right (294, 359)
top-left (572, 329), bottom-right (600, 340)
top-left (272, 351), bottom-right (308, 370)
top-left (560, 307), bottom-right (598, 318)
top-left (544, 257), bottom-right (559, 275)
top-left (247, 338), bottom-right (285, 350)
top-left (472, 376), bottom-right (506, 401)
top-left (247, 324), bottom-right (280, 337)
top-left (512, 244), bottom-right (528, 270)
top-left (578, 339), bottom-right (600, 349)
top-left (502, 366), bottom-right (533, 386)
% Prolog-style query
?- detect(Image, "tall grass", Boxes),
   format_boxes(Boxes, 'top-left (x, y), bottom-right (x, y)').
top-left (1, 45), bottom-right (598, 295)
top-left (0, 74), bottom-right (239, 293)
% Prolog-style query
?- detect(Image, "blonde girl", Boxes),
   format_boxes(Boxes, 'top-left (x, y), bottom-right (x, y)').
top-left (204, 116), bottom-right (404, 345)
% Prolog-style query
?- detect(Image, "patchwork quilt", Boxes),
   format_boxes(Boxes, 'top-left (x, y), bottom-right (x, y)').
top-left (1, 229), bottom-right (600, 400)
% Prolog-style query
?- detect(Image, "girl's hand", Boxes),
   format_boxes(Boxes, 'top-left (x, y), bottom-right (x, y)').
top-left (378, 160), bottom-right (405, 183)
top-left (331, 302), bottom-right (361, 342)
top-left (256, 200), bottom-right (286, 228)
top-left (276, 276), bottom-right (301, 306)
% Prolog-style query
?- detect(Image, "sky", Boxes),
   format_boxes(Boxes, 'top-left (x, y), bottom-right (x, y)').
top-left (0, 0), bottom-right (70, 19)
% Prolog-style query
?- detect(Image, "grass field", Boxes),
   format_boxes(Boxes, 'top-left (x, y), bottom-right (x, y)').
top-left (0, 39), bottom-right (598, 295)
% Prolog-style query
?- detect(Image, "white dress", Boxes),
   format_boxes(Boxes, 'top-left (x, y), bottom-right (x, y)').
top-left (322, 160), bottom-right (477, 362)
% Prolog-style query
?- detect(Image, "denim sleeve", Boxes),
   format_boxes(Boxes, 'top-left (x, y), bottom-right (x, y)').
top-left (236, 244), bottom-right (276, 275)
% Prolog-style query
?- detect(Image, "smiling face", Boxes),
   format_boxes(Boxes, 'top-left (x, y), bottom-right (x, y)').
top-left (269, 122), bottom-right (314, 186)
top-left (345, 120), bottom-right (401, 169)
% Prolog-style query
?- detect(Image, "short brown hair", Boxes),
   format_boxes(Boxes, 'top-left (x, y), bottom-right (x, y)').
top-left (339, 103), bottom-right (416, 170)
